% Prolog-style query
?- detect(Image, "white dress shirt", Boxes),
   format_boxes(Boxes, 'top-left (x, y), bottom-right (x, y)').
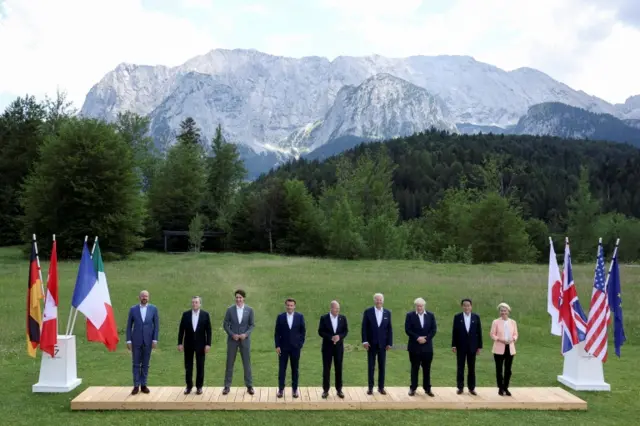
top-left (287, 312), bottom-right (294, 329)
top-left (375, 307), bottom-right (383, 326)
top-left (330, 313), bottom-right (338, 333)
top-left (417, 312), bottom-right (424, 328)
top-left (464, 312), bottom-right (471, 332)
top-left (236, 304), bottom-right (244, 324)
top-left (503, 319), bottom-right (511, 342)
top-left (192, 309), bottom-right (199, 331)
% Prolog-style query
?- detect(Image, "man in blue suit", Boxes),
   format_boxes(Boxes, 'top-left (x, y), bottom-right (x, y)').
top-left (405, 297), bottom-right (437, 397)
top-left (361, 293), bottom-right (393, 395)
top-left (274, 298), bottom-right (306, 398)
top-left (451, 298), bottom-right (482, 395)
top-left (126, 290), bottom-right (159, 395)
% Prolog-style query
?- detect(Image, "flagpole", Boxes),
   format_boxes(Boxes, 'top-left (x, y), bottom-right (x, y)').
top-left (53, 234), bottom-right (58, 336)
top-left (604, 238), bottom-right (621, 293)
top-left (32, 234), bottom-right (45, 297)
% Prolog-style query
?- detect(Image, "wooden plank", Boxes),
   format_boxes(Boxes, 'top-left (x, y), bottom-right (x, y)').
top-left (70, 386), bottom-right (588, 411)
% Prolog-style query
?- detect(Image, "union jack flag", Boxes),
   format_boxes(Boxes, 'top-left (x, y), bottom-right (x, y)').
top-left (584, 242), bottom-right (610, 362)
top-left (560, 241), bottom-right (588, 355)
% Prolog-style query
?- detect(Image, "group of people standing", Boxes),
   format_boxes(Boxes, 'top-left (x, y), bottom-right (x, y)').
top-left (125, 290), bottom-right (518, 398)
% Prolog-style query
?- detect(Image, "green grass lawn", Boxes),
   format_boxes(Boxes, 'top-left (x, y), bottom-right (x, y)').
top-left (1, 246), bottom-right (638, 425)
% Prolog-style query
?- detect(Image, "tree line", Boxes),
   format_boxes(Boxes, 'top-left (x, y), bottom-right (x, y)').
top-left (2, 93), bottom-right (640, 262)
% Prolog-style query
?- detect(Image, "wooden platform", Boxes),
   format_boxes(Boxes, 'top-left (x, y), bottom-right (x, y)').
top-left (70, 386), bottom-right (587, 411)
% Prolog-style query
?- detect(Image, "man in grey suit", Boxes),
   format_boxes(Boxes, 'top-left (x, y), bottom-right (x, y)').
top-left (126, 290), bottom-right (159, 395)
top-left (222, 289), bottom-right (255, 395)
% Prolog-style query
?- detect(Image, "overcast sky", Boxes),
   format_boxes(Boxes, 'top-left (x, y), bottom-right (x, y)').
top-left (1, 0), bottom-right (639, 112)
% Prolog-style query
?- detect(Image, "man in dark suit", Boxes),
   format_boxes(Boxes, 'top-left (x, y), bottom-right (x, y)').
top-left (222, 289), bottom-right (255, 395)
top-left (361, 293), bottom-right (393, 394)
top-left (274, 298), bottom-right (306, 398)
top-left (451, 298), bottom-right (482, 395)
top-left (318, 300), bottom-right (348, 399)
top-left (178, 296), bottom-right (212, 395)
top-left (126, 290), bottom-right (159, 395)
top-left (405, 297), bottom-right (437, 397)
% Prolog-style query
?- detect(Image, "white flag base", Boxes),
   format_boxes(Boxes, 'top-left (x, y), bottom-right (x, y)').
top-left (557, 341), bottom-right (610, 391)
top-left (32, 335), bottom-right (82, 393)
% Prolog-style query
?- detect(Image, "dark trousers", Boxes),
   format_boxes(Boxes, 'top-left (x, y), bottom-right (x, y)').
top-left (132, 344), bottom-right (152, 386)
top-left (368, 346), bottom-right (387, 389)
top-left (322, 346), bottom-right (344, 391)
top-left (494, 345), bottom-right (514, 390)
top-left (456, 348), bottom-right (477, 390)
top-left (409, 351), bottom-right (433, 391)
top-left (278, 348), bottom-right (301, 390)
top-left (184, 346), bottom-right (206, 389)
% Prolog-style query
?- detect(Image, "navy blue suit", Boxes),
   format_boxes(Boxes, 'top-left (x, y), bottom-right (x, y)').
top-left (451, 312), bottom-right (482, 390)
top-left (318, 313), bottom-right (348, 392)
top-left (361, 307), bottom-right (393, 390)
top-left (126, 304), bottom-right (159, 386)
top-left (274, 312), bottom-right (306, 390)
top-left (405, 310), bottom-right (437, 391)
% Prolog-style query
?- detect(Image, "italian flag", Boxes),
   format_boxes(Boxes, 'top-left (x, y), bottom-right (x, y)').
top-left (40, 237), bottom-right (58, 356)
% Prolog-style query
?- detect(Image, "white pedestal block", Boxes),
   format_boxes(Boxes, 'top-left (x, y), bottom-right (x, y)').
top-left (32, 335), bottom-right (82, 393)
top-left (557, 341), bottom-right (610, 391)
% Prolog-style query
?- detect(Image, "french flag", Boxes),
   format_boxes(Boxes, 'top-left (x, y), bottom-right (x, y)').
top-left (71, 241), bottom-right (119, 351)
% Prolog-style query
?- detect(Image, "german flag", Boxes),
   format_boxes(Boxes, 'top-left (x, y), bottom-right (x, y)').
top-left (26, 240), bottom-right (43, 357)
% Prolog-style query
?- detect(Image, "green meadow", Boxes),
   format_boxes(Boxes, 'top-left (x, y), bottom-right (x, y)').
top-left (0, 246), bottom-right (638, 425)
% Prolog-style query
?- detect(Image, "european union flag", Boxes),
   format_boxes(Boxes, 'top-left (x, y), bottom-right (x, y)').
top-left (607, 253), bottom-right (626, 357)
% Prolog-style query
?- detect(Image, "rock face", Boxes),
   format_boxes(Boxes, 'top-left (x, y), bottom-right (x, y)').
top-left (513, 102), bottom-right (640, 147)
top-left (79, 48), bottom-right (639, 176)
top-left (280, 73), bottom-right (458, 156)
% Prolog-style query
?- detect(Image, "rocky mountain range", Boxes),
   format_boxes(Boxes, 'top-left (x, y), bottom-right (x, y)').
top-left (79, 48), bottom-right (640, 177)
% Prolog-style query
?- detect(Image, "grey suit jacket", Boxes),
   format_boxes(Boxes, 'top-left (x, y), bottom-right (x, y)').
top-left (223, 304), bottom-right (255, 345)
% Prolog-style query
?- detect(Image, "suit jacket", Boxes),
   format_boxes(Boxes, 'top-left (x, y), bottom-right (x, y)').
top-left (451, 312), bottom-right (483, 353)
top-left (490, 318), bottom-right (518, 355)
top-left (318, 313), bottom-right (348, 352)
top-left (126, 304), bottom-right (159, 347)
top-left (405, 311), bottom-right (437, 353)
top-left (223, 304), bottom-right (255, 346)
top-left (361, 307), bottom-right (393, 348)
top-left (274, 312), bottom-right (306, 351)
top-left (178, 309), bottom-right (212, 350)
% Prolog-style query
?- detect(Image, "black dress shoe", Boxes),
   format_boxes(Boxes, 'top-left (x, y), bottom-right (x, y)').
top-left (425, 390), bottom-right (434, 397)
top-left (247, 387), bottom-right (255, 395)
top-left (277, 389), bottom-right (284, 398)
top-left (196, 388), bottom-right (203, 395)
top-left (408, 389), bottom-right (416, 396)
top-left (456, 388), bottom-right (463, 395)
top-left (336, 390), bottom-right (344, 398)
top-left (292, 389), bottom-right (299, 398)
top-left (131, 386), bottom-right (139, 395)
top-left (141, 386), bottom-right (150, 394)
top-left (222, 387), bottom-right (230, 395)
top-left (322, 391), bottom-right (329, 399)
top-left (184, 387), bottom-right (192, 395)
top-left (504, 389), bottom-right (511, 396)
top-left (469, 389), bottom-right (477, 395)
top-left (498, 389), bottom-right (504, 396)
top-left (378, 388), bottom-right (387, 395)
top-left (367, 388), bottom-right (373, 395)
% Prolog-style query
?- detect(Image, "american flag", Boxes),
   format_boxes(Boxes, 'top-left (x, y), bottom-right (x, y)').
top-left (560, 241), bottom-right (588, 355)
top-left (584, 243), bottom-right (610, 362)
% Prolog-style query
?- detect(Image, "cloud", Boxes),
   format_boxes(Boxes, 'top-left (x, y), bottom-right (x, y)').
top-left (0, 0), bottom-right (217, 111)
top-left (322, 0), bottom-right (640, 103)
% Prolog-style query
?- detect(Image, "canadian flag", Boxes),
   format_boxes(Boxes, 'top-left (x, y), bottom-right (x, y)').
top-left (40, 237), bottom-right (59, 356)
